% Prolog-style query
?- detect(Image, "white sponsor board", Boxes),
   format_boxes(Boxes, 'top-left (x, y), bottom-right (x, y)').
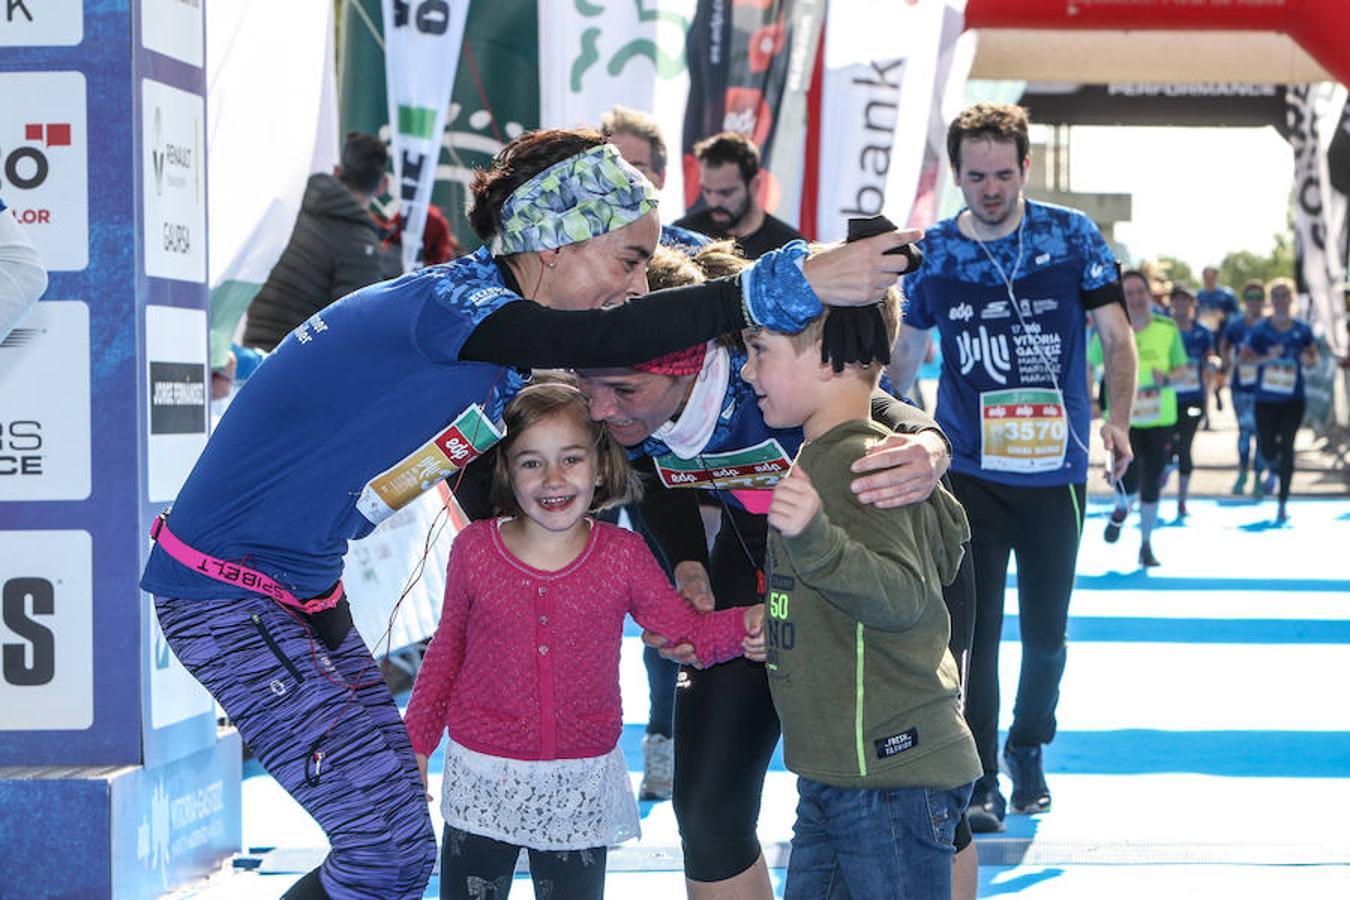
top-left (147, 591), bottom-right (213, 729)
top-left (0, 71), bottom-right (89, 270)
top-left (537, 0), bottom-right (694, 220)
top-left (141, 0), bottom-right (204, 67)
top-left (0, 0), bottom-right (82, 46)
top-left (145, 304), bottom-right (208, 502)
top-left (0, 530), bottom-right (94, 731)
top-left (815, 0), bottom-right (944, 241)
top-left (142, 78), bottom-right (206, 283)
top-left (0, 300), bottom-right (91, 501)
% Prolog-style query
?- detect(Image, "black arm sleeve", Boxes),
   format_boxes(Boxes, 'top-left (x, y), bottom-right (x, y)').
top-left (870, 389), bottom-right (952, 454)
top-left (458, 277), bottom-right (746, 369)
top-left (450, 452), bottom-right (497, 522)
top-left (631, 456), bottom-right (711, 570)
top-left (1082, 277), bottom-right (1126, 312)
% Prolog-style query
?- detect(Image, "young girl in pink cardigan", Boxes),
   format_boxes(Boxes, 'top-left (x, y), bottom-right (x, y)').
top-left (404, 381), bottom-right (764, 899)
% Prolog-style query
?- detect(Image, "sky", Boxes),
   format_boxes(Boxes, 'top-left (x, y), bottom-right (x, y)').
top-left (1062, 125), bottom-right (1294, 275)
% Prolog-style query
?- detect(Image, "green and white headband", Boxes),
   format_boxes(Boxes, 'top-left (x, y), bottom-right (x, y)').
top-left (491, 143), bottom-right (660, 256)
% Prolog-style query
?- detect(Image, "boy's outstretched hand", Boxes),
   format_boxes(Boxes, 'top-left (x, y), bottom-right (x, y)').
top-left (742, 605), bottom-right (766, 661)
top-left (768, 466), bottom-right (820, 537)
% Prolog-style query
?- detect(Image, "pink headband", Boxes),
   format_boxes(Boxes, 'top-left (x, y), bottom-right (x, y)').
top-left (632, 342), bottom-right (708, 377)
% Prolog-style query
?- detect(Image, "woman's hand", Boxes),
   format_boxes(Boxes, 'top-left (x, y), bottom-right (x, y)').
top-left (849, 431), bottom-right (947, 508)
top-left (803, 230), bottom-right (924, 305)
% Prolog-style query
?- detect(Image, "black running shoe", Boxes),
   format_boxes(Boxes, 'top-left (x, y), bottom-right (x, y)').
top-left (1002, 742), bottom-right (1052, 815)
top-left (1104, 509), bottom-right (1126, 544)
top-left (1139, 543), bottom-right (1160, 567)
top-left (966, 772), bottom-right (1006, 833)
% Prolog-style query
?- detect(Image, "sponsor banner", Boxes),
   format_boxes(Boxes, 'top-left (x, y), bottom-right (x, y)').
top-left (142, 78), bottom-right (206, 283)
top-left (145, 304), bottom-right (208, 502)
top-left (538, 0), bottom-right (696, 218)
top-left (0, 71), bottom-right (88, 271)
top-left (111, 731), bottom-right (242, 896)
top-left (382, 0), bottom-right (469, 271)
top-left (814, 0), bottom-right (944, 241)
top-left (1021, 82), bottom-right (1287, 129)
top-left (0, 301), bottom-right (91, 501)
top-left (682, 0), bottom-right (824, 226)
top-left (0, 0), bottom-right (82, 46)
top-left (141, 0), bottom-right (204, 67)
top-left (146, 592), bottom-right (213, 730)
top-left (0, 530), bottom-right (94, 731)
top-left (1285, 85), bottom-right (1349, 363)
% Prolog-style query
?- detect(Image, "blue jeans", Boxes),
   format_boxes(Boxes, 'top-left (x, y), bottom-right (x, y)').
top-left (785, 777), bottom-right (974, 900)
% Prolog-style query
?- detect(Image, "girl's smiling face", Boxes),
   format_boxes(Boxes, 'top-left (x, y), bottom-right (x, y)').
top-left (507, 412), bottom-right (598, 535)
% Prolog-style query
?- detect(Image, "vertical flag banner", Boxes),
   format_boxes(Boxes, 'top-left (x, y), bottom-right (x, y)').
top-left (345, 1), bottom-right (536, 254)
top-left (813, 0), bottom-right (944, 241)
top-left (682, 0), bottom-right (824, 226)
top-left (207, 0), bottom-right (338, 370)
top-left (1286, 83), bottom-right (1349, 361)
top-left (538, 0), bottom-right (696, 217)
top-left (908, 0), bottom-right (975, 228)
top-left (382, 0), bottom-right (469, 271)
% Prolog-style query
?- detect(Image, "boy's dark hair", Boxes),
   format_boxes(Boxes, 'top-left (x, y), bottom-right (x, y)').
top-left (337, 132), bottom-right (390, 196)
top-left (692, 131), bottom-right (761, 184)
top-left (946, 103), bottom-right (1031, 172)
top-left (489, 380), bottom-right (639, 515)
top-left (601, 106), bottom-right (667, 177)
top-left (468, 128), bottom-right (607, 243)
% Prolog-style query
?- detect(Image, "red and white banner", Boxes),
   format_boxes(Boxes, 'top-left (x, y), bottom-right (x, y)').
top-left (383, 0), bottom-right (469, 271)
top-left (812, 0), bottom-right (946, 241)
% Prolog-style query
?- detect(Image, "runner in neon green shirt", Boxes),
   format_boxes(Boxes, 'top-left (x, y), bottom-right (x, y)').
top-left (1088, 271), bottom-right (1189, 566)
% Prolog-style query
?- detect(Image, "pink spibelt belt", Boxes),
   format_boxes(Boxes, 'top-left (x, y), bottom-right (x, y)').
top-left (150, 511), bottom-right (343, 614)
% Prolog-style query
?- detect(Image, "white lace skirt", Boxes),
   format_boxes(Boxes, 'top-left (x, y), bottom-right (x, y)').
top-left (439, 737), bottom-right (641, 851)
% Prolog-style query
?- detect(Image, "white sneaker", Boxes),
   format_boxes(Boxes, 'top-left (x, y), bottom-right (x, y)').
top-left (639, 733), bottom-right (674, 801)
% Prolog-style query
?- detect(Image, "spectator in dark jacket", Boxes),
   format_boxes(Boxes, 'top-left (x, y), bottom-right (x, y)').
top-left (242, 132), bottom-right (392, 350)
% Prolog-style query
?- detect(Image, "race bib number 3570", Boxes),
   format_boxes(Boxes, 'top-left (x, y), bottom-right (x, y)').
top-left (980, 388), bottom-right (1068, 474)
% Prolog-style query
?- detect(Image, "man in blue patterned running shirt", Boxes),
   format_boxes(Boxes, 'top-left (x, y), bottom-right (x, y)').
top-left (891, 103), bottom-right (1138, 835)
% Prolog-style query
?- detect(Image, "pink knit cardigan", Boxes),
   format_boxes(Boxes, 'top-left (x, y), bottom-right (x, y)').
top-left (403, 518), bottom-right (749, 761)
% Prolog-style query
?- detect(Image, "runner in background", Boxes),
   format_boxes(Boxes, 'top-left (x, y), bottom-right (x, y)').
top-left (1221, 281), bottom-right (1273, 496)
top-left (890, 103), bottom-right (1137, 833)
top-left (1166, 286), bottom-right (1216, 520)
top-left (1241, 277), bottom-right (1319, 524)
top-left (1095, 271), bottom-right (1190, 567)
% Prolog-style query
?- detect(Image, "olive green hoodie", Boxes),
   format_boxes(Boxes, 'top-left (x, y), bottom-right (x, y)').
top-left (765, 419), bottom-right (981, 789)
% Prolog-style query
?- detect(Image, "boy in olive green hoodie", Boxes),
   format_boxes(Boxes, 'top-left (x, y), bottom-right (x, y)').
top-left (741, 292), bottom-right (980, 900)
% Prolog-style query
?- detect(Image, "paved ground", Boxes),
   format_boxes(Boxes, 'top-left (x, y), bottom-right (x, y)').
top-left (176, 495), bottom-right (1350, 900)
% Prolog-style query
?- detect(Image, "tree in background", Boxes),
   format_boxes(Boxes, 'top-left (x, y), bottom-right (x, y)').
top-left (1156, 256), bottom-right (1196, 289)
top-left (1218, 229), bottom-right (1296, 290)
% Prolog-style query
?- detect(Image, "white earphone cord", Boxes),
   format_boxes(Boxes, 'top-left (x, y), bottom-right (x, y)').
top-left (969, 210), bottom-right (1128, 501)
